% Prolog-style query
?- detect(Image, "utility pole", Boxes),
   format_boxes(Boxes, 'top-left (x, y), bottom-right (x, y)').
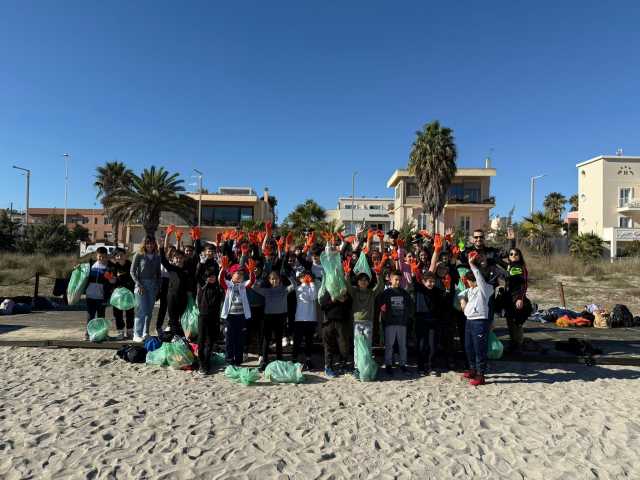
top-left (351, 171), bottom-right (357, 234)
top-left (530, 174), bottom-right (546, 215)
top-left (193, 169), bottom-right (203, 227)
top-left (63, 153), bottom-right (70, 224)
top-left (13, 165), bottom-right (31, 225)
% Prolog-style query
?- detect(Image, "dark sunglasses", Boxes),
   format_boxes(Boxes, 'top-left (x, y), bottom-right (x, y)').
top-left (509, 252), bottom-right (519, 257)
top-left (473, 236), bottom-right (484, 239)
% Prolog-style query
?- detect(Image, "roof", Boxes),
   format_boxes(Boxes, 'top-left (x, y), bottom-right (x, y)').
top-left (29, 208), bottom-right (105, 215)
top-left (186, 193), bottom-right (260, 204)
top-left (386, 167), bottom-right (497, 188)
top-left (564, 211), bottom-right (579, 223)
top-left (576, 155), bottom-right (640, 168)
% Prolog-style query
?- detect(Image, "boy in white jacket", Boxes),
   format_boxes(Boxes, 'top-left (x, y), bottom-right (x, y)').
top-left (292, 272), bottom-right (317, 370)
top-left (459, 252), bottom-right (494, 386)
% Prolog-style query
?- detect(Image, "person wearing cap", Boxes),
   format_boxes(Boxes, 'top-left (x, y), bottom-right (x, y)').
top-left (219, 257), bottom-right (257, 366)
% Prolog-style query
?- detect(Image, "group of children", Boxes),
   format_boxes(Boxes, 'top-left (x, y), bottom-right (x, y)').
top-left (83, 222), bottom-right (530, 386)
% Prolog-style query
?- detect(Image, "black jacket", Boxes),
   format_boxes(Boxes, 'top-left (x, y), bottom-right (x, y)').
top-left (319, 291), bottom-right (352, 324)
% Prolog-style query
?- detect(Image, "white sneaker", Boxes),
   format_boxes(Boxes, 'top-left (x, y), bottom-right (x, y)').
top-left (243, 353), bottom-right (249, 363)
top-left (257, 355), bottom-right (264, 365)
top-left (133, 335), bottom-right (144, 343)
top-left (282, 337), bottom-right (288, 348)
top-left (116, 330), bottom-right (125, 341)
top-left (164, 326), bottom-right (171, 332)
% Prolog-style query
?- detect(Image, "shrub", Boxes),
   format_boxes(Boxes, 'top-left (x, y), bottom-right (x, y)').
top-left (569, 233), bottom-right (604, 262)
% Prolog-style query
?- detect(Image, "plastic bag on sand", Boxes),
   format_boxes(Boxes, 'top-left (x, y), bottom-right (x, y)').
top-left (87, 317), bottom-right (110, 342)
top-left (67, 264), bottom-right (90, 305)
top-left (264, 360), bottom-right (305, 384)
top-left (488, 331), bottom-right (503, 360)
top-left (146, 344), bottom-right (168, 366)
top-left (355, 333), bottom-right (378, 381)
top-left (224, 365), bottom-right (260, 385)
top-left (180, 295), bottom-right (199, 340)
top-left (110, 287), bottom-right (136, 310)
top-left (352, 252), bottom-right (372, 280)
top-left (165, 342), bottom-right (195, 369)
top-left (318, 250), bottom-right (347, 301)
top-left (210, 352), bottom-right (226, 366)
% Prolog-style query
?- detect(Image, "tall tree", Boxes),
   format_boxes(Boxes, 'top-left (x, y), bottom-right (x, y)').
top-left (95, 161), bottom-right (134, 245)
top-left (103, 166), bottom-right (196, 238)
top-left (408, 121), bottom-right (458, 233)
top-left (569, 194), bottom-right (579, 212)
top-left (0, 210), bottom-right (18, 251)
top-left (283, 199), bottom-right (327, 237)
top-left (543, 192), bottom-right (567, 221)
top-left (520, 211), bottom-right (561, 256)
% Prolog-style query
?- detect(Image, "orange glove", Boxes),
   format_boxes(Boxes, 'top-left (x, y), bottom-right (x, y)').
top-left (229, 230), bottom-right (237, 240)
top-left (236, 231), bottom-right (245, 242)
top-left (376, 230), bottom-right (385, 242)
top-left (247, 231), bottom-right (257, 245)
top-left (433, 234), bottom-right (443, 253)
top-left (265, 221), bottom-right (273, 237)
top-left (263, 245), bottom-right (273, 257)
top-left (166, 224), bottom-right (176, 236)
top-left (445, 233), bottom-right (453, 243)
top-left (373, 261), bottom-right (383, 274)
top-left (190, 226), bottom-right (201, 240)
top-left (175, 229), bottom-right (184, 241)
top-left (303, 274), bottom-right (313, 285)
top-left (104, 271), bottom-right (114, 282)
top-left (221, 256), bottom-right (230, 270)
top-left (443, 274), bottom-right (451, 290)
top-left (337, 231), bottom-right (345, 242)
top-left (285, 232), bottom-right (294, 251)
top-left (367, 229), bottom-right (374, 242)
top-left (345, 235), bottom-right (355, 244)
top-left (391, 248), bottom-right (399, 261)
top-left (342, 259), bottom-right (351, 274)
top-left (419, 230), bottom-right (431, 239)
top-left (409, 259), bottom-right (419, 275)
top-left (321, 232), bottom-right (332, 242)
top-left (451, 245), bottom-right (460, 258)
top-left (276, 236), bottom-right (285, 250)
top-left (468, 251), bottom-right (478, 264)
top-left (397, 239), bottom-right (405, 248)
top-left (216, 233), bottom-right (223, 245)
top-left (240, 243), bottom-right (249, 256)
top-left (246, 258), bottom-right (257, 273)
top-left (258, 231), bottom-right (266, 244)
top-left (362, 245), bottom-right (369, 254)
top-left (380, 254), bottom-right (389, 265)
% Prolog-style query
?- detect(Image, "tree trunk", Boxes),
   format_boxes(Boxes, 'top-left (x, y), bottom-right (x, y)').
top-left (144, 222), bottom-right (158, 241)
top-left (431, 211), bottom-right (437, 235)
top-left (113, 221), bottom-right (119, 247)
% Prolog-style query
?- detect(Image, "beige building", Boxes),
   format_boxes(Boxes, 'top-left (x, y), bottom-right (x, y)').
top-left (127, 187), bottom-right (274, 247)
top-left (325, 197), bottom-right (394, 234)
top-left (28, 207), bottom-right (124, 243)
top-left (577, 155), bottom-right (640, 257)
top-left (386, 162), bottom-right (496, 236)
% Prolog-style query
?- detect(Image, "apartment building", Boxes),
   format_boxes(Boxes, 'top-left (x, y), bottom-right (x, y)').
top-left (325, 197), bottom-right (394, 234)
top-left (386, 160), bottom-right (496, 236)
top-left (577, 155), bottom-right (640, 257)
top-left (27, 207), bottom-right (123, 243)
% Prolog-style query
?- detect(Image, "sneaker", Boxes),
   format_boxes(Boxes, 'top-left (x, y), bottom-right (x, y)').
top-left (399, 365), bottom-right (408, 374)
top-left (132, 335), bottom-right (144, 343)
top-left (257, 355), bottom-right (264, 366)
top-left (429, 369), bottom-right (439, 377)
top-left (462, 369), bottom-right (477, 379)
top-left (126, 329), bottom-right (133, 339)
top-left (198, 366), bottom-right (208, 375)
top-left (324, 367), bottom-right (338, 378)
top-left (243, 353), bottom-right (249, 363)
top-left (164, 326), bottom-right (171, 332)
top-left (282, 337), bottom-right (289, 348)
top-left (84, 332), bottom-right (90, 341)
top-left (116, 330), bottom-right (125, 341)
top-left (302, 358), bottom-right (313, 371)
top-left (470, 375), bottom-right (486, 387)
top-left (384, 365), bottom-right (394, 376)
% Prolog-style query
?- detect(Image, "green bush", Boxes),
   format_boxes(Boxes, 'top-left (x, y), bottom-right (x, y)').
top-left (619, 241), bottom-right (640, 258)
top-left (569, 233), bottom-right (604, 262)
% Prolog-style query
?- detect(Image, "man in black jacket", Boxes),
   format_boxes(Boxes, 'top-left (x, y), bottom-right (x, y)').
top-left (195, 244), bottom-right (223, 374)
top-left (319, 290), bottom-right (352, 378)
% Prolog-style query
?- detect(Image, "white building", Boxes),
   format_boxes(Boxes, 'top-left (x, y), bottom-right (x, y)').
top-left (325, 197), bottom-right (394, 234)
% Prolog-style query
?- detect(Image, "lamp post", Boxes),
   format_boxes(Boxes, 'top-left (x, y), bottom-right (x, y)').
top-left (63, 153), bottom-right (70, 225)
top-left (530, 174), bottom-right (546, 215)
top-left (12, 165), bottom-right (31, 225)
top-left (351, 171), bottom-right (357, 234)
top-left (193, 169), bottom-right (203, 227)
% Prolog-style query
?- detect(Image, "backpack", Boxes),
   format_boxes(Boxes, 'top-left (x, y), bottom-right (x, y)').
top-left (144, 336), bottom-right (162, 352)
top-left (116, 345), bottom-right (147, 363)
top-left (608, 304), bottom-right (634, 328)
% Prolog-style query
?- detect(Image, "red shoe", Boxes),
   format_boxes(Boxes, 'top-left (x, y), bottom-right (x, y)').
top-left (470, 375), bottom-right (485, 386)
top-left (462, 370), bottom-right (477, 379)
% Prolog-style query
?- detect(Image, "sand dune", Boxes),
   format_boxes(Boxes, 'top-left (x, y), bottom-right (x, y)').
top-left (1, 346), bottom-right (639, 479)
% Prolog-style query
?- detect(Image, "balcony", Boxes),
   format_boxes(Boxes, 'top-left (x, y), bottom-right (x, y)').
top-left (446, 196), bottom-right (496, 206)
top-left (617, 199), bottom-right (640, 221)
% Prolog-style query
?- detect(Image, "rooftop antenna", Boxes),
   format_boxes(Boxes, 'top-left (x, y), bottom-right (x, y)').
top-left (485, 148), bottom-right (494, 168)
top-left (616, 148), bottom-right (624, 156)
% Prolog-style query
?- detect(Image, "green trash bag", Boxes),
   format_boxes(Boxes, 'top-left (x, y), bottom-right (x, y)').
top-left (224, 365), bottom-right (260, 386)
top-left (180, 295), bottom-right (199, 340)
top-left (264, 360), bottom-right (304, 384)
top-left (110, 287), bottom-right (136, 311)
top-left (318, 250), bottom-right (347, 301)
top-left (87, 317), bottom-right (110, 342)
top-left (210, 352), bottom-right (226, 366)
top-left (67, 264), bottom-right (90, 305)
top-left (355, 333), bottom-right (378, 381)
top-left (352, 252), bottom-right (372, 280)
top-left (488, 331), bottom-right (504, 360)
top-left (146, 343), bottom-right (169, 366)
top-left (165, 342), bottom-right (195, 369)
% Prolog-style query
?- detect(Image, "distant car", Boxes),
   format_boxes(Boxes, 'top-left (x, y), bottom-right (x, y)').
top-left (81, 243), bottom-right (125, 257)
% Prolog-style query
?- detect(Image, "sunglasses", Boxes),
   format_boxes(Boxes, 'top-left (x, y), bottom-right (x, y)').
top-left (473, 236), bottom-right (484, 240)
top-left (509, 252), bottom-right (519, 257)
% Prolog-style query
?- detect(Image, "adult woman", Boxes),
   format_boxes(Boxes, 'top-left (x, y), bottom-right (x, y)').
top-left (130, 236), bottom-right (162, 342)
top-left (500, 248), bottom-right (530, 352)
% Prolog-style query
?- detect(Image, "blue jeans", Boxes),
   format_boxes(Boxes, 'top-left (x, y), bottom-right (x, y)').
top-left (225, 314), bottom-right (246, 366)
top-left (134, 279), bottom-right (159, 338)
top-left (465, 319), bottom-right (491, 375)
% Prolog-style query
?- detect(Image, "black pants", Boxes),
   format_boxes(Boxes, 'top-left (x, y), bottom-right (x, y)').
top-left (292, 322), bottom-right (316, 360)
top-left (167, 295), bottom-right (186, 337)
top-left (86, 298), bottom-right (106, 323)
top-left (437, 318), bottom-right (456, 366)
top-left (286, 291), bottom-right (297, 336)
top-left (156, 277), bottom-right (169, 331)
top-left (198, 312), bottom-right (219, 369)
top-left (416, 318), bottom-right (438, 370)
top-left (113, 307), bottom-right (134, 330)
top-left (261, 313), bottom-right (286, 364)
top-left (247, 306), bottom-right (264, 355)
top-left (225, 314), bottom-right (246, 366)
top-left (321, 320), bottom-right (350, 368)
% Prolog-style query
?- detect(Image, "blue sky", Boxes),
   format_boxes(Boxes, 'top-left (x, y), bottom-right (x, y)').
top-left (1, 1), bottom-right (639, 222)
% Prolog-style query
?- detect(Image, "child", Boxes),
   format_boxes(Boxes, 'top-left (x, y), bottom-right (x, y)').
top-left (84, 246), bottom-right (115, 340)
top-left (319, 289), bottom-right (352, 378)
top-left (219, 257), bottom-right (256, 366)
top-left (252, 270), bottom-right (297, 370)
top-left (195, 257), bottom-right (223, 374)
top-left (460, 252), bottom-right (494, 386)
top-left (111, 248), bottom-right (135, 340)
top-left (292, 271), bottom-right (317, 370)
top-left (410, 269), bottom-right (443, 375)
top-left (379, 270), bottom-right (413, 375)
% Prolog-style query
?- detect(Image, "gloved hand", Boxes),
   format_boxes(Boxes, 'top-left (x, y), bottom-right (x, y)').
top-left (166, 224), bottom-right (176, 236)
top-left (276, 236), bottom-right (285, 250)
top-left (265, 221), bottom-right (273, 237)
top-left (409, 259), bottom-right (419, 275)
top-left (175, 229), bottom-right (184, 241)
top-left (443, 274), bottom-right (451, 290)
top-left (246, 258), bottom-right (257, 273)
top-left (468, 251), bottom-right (479, 264)
top-left (221, 256), bottom-right (230, 270)
top-left (240, 243), bottom-right (249, 256)
top-left (367, 229), bottom-right (374, 242)
top-left (263, 245), bottom-right (273, 257)
top-left (216, 233), bottom-right (223, 245)
top-left (397, 239), bottom-right (405, 248)
top-left (433, 234), bottom-right (443, 253)
top-left (376, 230), bottom-right (385, 242)
top-left (236, 231), bottom-right (245, 242)
top-left (342, 259), bottom-right (351, 274)
top-left (391, 248), bottom-right (399, 261)
top-left (190, 226), bottom-right (201, 240)
top-left (285, 232), bottom-right (294, 251)
top-left (303, 274), bottom-right (313, 285)
top-left (373, 261), bottom-right (383, 274)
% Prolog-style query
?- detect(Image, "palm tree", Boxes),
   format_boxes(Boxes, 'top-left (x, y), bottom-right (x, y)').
top-left (543, 192), bottom-right (567, 222)
top-left (283, 199), bottom-right (327, 237)
top-left (95, 161), bottom-right (134, 245)
top-left (398, 219), bottom-right (417, 245)
top-left (570, 233), bottom-right (604, 261)
top-left (408, 121), bottom-right (458, 233)
top-left (520, 211), bottom-right (561, 256)
top-left (103, 166), bottom-right (196, 238)
top-left (569, 194), bottom-right (579, 212)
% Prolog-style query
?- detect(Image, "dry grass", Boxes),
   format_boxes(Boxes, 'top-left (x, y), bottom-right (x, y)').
top-left (0, 253), bottom-right (79, 298)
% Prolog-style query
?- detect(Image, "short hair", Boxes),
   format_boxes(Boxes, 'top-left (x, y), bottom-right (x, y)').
top-left (114, 247), bottom-right (126, 255)
top-left (204, 243), bottom-right (215, 251)
top-left (173, 249), bottom-right (185, 257)
top-left (464, 270), bottom-right (476, 282)
top-left (356, 272), bottom-right (371, 282)
top-left (311, 245), bottom-right (323, 256)
top-left (422, 271), bottom-right (436, 280)
top-left (96, 247), bottom-right (108, 255)
top-left (390, 269), bottom-right (402, 278)
top-left (473, 228), bottom-right (484, 235)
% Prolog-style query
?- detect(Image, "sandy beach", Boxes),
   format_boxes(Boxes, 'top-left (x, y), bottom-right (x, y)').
top-left (1, 346), bottom-right (640, 479)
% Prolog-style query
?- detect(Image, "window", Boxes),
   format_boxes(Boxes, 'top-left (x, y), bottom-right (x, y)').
top-left (343, 204), bottom-right (354, 209)
top-left (619, 187), bottom-right (634, 208)
top-left (368, 205), bottom-right (382, 210)
top-left (201, 206), bottom-right (254, 226)
top-left (395, 187), bottom-right (400, 199)
top-left (448, 183), bottom-right (481, 203)
top-left (94, 218), bottom-right (98, 224)
top-left (418, 213), bottom-right (429, 230)
top-left (459, 216), bottom-right (471, 234)
top-left (406, 182), bottom-right (420, 197)
top-left (619, 216), bottom-right (633, 228)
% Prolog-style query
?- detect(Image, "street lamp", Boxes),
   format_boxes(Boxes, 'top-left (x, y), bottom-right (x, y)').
top-left (351, 171), bottom-right (358, 234)
top-left (530, 174), bottom-right (546, 214)
top-left (193, 169), bottom-right (203, 227)
top-left (63, 153), bottom-right (70, 225)
top-left (12, 165), bottom-right (31, 225)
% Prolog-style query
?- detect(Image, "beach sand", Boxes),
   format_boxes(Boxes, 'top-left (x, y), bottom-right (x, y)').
top-left (1, 346), bottom-right (640, 479)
